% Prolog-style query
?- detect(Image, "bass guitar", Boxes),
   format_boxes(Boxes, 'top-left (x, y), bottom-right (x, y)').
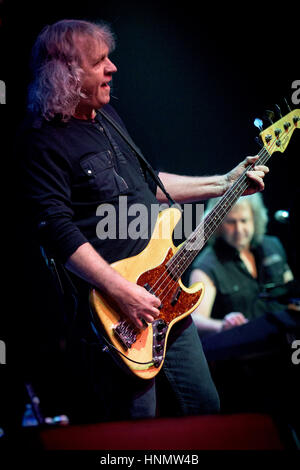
top-left (90, 108), bottom-right (299, 379)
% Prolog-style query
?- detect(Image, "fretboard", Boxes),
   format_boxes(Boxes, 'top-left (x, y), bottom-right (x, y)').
top-left (166, 146), bottom-right (272, 280)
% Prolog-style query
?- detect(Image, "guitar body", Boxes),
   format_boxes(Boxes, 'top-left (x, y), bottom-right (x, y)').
top-left (90, 207), bottom-right (204, 379)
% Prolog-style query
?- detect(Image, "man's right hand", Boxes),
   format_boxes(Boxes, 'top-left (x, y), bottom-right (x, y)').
top-left (114, 281), bottom-right (161, 329)
top-left (65, 243), bottom-right (161, 329)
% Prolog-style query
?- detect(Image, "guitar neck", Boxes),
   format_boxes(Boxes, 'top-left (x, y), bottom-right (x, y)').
top-left (167, 146), bottom-right (272, 279)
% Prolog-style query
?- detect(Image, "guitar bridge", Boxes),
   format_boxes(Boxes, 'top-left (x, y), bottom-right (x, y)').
top-left (113, 320), bottom-right (138, 350)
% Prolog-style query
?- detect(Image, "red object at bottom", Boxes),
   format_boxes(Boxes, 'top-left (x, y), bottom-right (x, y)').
top-left (38, 413), bottom-right (284, 450)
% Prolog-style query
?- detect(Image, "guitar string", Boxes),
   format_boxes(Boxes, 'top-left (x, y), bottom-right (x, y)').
top-left (116, 151), bottom-right (267, 340)
top-left (114, 145), bottom-right (272, 364)
top-left (150, 147), bottom-right (270, 294)
top-left (113, 125), bottom-right (293, 362)
top-left (175, 126), bottom-right (294, 278)
top-left (160, 124), bottom-right (295, 300)
top-left (172, 148), bottom-right (272, 273)
top-left (154, 151), bottom-right (270, 305)
top-left (170, 151), bottom-right (269, 269)
top-left (161, 137), bottom-right (288, 300)
top-left (160, 119), bottom-right (295, 287)
top-left (148, 129), bottom-right (291, 305)
top-left (103, 119), bottom-right (296, 365)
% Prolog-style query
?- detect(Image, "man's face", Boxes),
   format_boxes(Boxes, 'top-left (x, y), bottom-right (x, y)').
top-left (219, 201), bottom-right (255, 251)
top-left (76, 35), bottom-right (117, 114)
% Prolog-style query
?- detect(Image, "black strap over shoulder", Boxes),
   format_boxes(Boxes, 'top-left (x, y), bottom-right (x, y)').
top-left (98, 108), bottom-right (176, 206)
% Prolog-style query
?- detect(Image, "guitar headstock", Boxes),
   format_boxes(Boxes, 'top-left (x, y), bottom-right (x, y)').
top-left (259, 108), bottom-right (300, 154)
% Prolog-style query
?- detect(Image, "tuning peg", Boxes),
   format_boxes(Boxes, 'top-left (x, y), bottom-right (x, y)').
top-left (275, 104), bottom-right (282, 118)
top-left (284, 97), bottom-right (292, 112)
top-left (254, 118), bottom-right (263, 131)
top-left (265, 110), bottom-right (275, 124)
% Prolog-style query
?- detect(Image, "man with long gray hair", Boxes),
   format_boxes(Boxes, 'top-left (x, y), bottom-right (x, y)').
top-left (19, 19), bottom-right (269, 424)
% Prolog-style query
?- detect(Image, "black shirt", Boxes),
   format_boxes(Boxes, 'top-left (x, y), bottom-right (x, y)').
top-left (191, 236), bottom-right (291, 320)
top-left (19, 104), bottom-right (159, 265)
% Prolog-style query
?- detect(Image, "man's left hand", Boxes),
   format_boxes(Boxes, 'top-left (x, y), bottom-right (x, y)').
top-left (226, 156), bottom-right (269, 195)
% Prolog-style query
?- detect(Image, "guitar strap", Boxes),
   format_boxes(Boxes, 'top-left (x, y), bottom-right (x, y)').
top-left (98, 108), bottom-right (177, 206)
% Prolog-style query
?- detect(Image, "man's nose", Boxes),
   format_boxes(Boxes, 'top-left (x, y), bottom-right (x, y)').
top-left (235, 222), bottom-right (244, 233)
top-left (105, 59), bottom-right (117, 74)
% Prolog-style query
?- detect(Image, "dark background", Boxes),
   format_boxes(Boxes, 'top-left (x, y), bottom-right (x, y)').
top-left (0, 0), bottom-right (299, 425)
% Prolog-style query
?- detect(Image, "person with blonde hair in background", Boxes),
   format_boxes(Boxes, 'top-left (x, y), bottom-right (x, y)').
top-left (189, 193), bottom-right (294, 336)
top-left (189, 193), bottom-right (300, 434)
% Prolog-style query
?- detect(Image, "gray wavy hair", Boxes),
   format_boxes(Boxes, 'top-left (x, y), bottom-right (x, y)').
top-left (27, 19), bottom-right (115, 121)
top-left (205, 192), bottom-right (269, 244)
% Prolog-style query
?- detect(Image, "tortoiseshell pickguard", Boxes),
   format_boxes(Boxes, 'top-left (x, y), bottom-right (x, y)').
top-left (137, 248), bottom-right (201, 324)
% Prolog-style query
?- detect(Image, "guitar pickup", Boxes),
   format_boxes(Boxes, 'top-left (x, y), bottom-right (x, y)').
top-left (171, 286), bottom-right (182, 306)
top-left (144, 283), bottom-right (163, 310)
top-left (144, 283), bottom-right (155, 295)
